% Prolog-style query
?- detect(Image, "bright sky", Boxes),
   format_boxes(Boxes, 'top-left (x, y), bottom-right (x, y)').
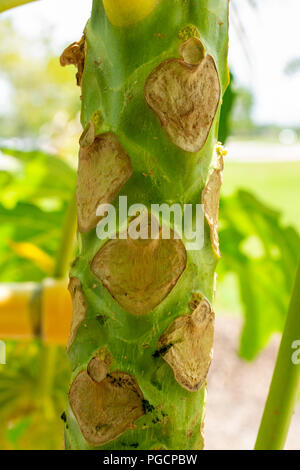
top-left (1, 0), bottom-right (300, 127)
top-left (230, 0), bottom-right (300, 127)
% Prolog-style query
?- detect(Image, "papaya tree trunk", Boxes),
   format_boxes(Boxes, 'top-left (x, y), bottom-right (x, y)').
top-left (62, 0), bottom-right (229, 450)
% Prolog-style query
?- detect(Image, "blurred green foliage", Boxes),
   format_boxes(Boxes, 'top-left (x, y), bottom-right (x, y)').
top-left (219, 73), bottom-right (236, 144)
top-left (0, 147), bottom-right (74, 449)
top-left (0, 147), bottom-right (76, 281)
top-left (0, 341), bottom-right (70, 450)
top-left (0, 17), bottom-right (79, 448)
top-left (219, 73), bottom-right (255, 139)
top-left (219, 191), bottom-right (299, 359)
top-left (0, 19), bottom-right (81, 155)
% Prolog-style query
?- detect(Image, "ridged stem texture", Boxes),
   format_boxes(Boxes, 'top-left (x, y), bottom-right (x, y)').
top-left (64, 0), bottom-right (229, 450)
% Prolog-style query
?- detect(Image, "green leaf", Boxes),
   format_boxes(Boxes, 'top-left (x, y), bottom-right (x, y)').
top-left (0, 202), bottom-right (65, 281)
top-left (0, 341), bottom-right (70, 450)
top-left (0, 0), bottom-right (39, 13)
top-left (218, 73), bottom-right (236, 144)
top-left (0, 147), bottom-right (75, 281)
top-left (0, 147), bottom-right (76, 207)
top-left (219, 190), bottom-right (300, 359)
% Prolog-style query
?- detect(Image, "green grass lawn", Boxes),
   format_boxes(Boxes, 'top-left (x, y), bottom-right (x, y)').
top-left (223, 160), bottom-right (300, 231)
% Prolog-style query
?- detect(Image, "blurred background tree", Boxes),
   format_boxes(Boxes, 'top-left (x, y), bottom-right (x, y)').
top-left (0, 19), bottom-right (81, 156)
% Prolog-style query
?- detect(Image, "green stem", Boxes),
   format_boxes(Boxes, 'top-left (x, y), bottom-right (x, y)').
top-left (0, 0), bottom-right (39, 13)
top-left (255, 254), bottom-right (300, 450)
top-left (38, 191), bottom-right (77, 418)
top-left (38, 343), bottom-right (57, 420)
top-left (53, 190), bottom-right (77, 279)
